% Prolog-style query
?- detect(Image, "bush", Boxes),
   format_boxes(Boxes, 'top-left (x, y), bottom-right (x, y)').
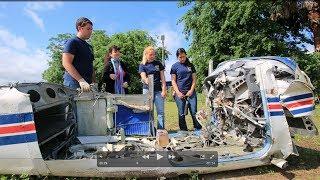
top-left (294, 52), bottom-right (320, 95)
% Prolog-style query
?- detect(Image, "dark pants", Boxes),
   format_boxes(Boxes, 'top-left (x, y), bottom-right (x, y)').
top-left (174, 92), bottom-right (202, 131)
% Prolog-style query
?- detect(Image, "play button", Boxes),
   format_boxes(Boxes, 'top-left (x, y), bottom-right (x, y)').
top-left (156, 154), bottom-right (163, 160)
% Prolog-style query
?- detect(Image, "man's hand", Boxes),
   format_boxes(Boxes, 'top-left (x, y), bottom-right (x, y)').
top-left (123, 82), bottom-right (128, 88)
top-left (78, 78), bottom-right (91, 92)
top-left (110, 74), bottom-right (116, 80)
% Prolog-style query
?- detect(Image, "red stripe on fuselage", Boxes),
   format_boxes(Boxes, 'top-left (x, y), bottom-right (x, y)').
top-left (285, 99), bottom-right (314, 109)
top-left (0, 123), bottom-right (35, 134)
top-left (268, 104), bottom-right (282, 110)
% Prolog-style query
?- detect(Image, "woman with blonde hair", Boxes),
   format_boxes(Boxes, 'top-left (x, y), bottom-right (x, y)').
top-left (139, 46), bottom-right (167, 129)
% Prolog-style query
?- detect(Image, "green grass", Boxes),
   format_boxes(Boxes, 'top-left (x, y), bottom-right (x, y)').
top-left (286, 104), bottom-right (320, 170)
top-left (293, 105), bottom-right (320, 148)
top-left (163, 93), bottom-right (206, 131)
top-left (0, 173), bottom-right (29, 180)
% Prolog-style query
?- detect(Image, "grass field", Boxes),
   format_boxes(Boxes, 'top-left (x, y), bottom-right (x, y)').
top-left (1, 93), bottom-right (319, 179)
top-left (164, 93), bottom-right (206, 131)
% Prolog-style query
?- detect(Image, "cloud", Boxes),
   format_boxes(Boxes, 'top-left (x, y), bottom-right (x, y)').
top-left (150, 22), bottom-right (185, 55)
top-left (0, 28), bottom-right (27, 50)
top-left (26, 2), bottom-right (63, 11)
top-left (0, 29), bottom-right (48, 85)
top-left (24, 2), bottom-right (63, 31)
top-left (149, 23), bottom-right (186, 80)
top-left (24, 8), bottom-right (45, 32)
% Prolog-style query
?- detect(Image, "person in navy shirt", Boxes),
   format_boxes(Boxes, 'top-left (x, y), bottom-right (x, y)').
top-left (62, 17), bottom-right (95, 92)
top-left (139, 46), bottom-right (167, 129)
top-left (170, 48), bottom-right (202, 131)
top-left (102, 45), bottom-right (130, 94)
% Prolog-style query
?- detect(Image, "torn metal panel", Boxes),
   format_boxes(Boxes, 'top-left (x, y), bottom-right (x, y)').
top-left (204, 61), bottom-right (267, 152)
top-left (204, 56), bottom-right (317, 160)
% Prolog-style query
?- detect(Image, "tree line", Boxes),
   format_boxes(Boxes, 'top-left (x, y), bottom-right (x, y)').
top-left (43, 1), bottom-right (320, 94)
top-left (42, 30), bottom-right (168, 94)
top-left (178, 0), bottom-right (320, 93)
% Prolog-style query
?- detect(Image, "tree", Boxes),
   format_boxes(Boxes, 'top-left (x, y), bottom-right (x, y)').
top-left (102, 30), bottom-right (160, 93)
top-left (270, 0), bottom-right (320, 52)
top-left (42, 33), bottom-right (73, 84)
top-left (178, 1), bottom-right (319, 91)
top-left (293, 52), bottom-right (320, 94)
top-left (89, 30), bottom-right (110, 82)
top-left (42, 30), bottom-right (168, 94)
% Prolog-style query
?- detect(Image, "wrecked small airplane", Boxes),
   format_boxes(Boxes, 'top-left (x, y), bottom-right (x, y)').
top-left (0, 56), bottom-right (318, 177)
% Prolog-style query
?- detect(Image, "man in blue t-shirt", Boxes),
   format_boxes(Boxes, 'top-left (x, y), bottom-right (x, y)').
top-left (62, 17), bottom-right (95, 92)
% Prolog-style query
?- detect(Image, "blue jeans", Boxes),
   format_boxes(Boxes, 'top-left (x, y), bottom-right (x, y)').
top-left (63, 72), bottom-right (80, 90)
top-left (143, 89), bottom-right (165, 129)
top-left (174, 92), bottom-right (202, 131)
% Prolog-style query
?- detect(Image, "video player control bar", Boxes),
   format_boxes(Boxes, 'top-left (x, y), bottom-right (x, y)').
top-left (97, 151), bottom-right (218, 167)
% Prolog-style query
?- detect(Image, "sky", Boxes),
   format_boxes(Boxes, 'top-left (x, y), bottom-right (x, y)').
top-left (0, 1), bottom-right (315, 85)
top-left (0, 1), bottom-right (191, 84)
